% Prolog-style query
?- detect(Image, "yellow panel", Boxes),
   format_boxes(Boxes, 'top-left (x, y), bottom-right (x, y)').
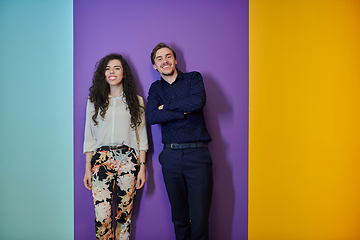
top-left (249, 0), bottom-right (360, 239)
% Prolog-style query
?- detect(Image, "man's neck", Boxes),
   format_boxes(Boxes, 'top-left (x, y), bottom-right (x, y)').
top-left (162, 69), bottom-right (178, 85)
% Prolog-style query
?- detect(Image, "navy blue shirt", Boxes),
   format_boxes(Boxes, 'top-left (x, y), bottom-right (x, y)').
top-left (146, 70), bottom-right (212, 144)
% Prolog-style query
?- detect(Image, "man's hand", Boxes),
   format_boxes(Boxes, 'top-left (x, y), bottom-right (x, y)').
top-left (158, 104), bottom-right (190, 114)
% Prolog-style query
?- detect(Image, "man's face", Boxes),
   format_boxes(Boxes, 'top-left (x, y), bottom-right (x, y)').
top-left (153, 47), bottom-right (177, 77)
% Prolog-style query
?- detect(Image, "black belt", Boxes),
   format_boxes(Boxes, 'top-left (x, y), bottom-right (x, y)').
top-left (164, 142), bottom-right (208, 149)
top-left (98, 145), bottom-right (129, 151)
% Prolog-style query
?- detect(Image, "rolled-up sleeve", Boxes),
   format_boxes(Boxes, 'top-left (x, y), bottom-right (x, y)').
top-left (137, 96), bottom-right (148, 151)
top-left (83, 99), bottom-right (97, 153)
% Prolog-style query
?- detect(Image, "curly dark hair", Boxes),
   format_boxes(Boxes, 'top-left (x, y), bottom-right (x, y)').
top-left (88, 53), bottom-right (143, 129)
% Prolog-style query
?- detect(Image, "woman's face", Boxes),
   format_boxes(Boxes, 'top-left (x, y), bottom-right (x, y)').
top-left (105, 59), bottom-right (123, 87)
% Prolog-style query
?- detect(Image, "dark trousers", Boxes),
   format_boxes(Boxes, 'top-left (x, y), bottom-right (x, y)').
top-left (159, 147), bottom-right (213, 240)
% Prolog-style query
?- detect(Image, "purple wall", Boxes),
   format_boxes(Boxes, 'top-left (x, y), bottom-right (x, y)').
top-left (74, 0), bottom-right (248, 239)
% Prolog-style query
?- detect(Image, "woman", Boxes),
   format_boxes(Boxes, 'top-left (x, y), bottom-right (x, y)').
top-left (83, 53), bottom-right (148, 240)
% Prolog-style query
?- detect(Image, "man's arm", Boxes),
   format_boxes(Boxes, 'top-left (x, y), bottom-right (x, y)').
top-left (145, 83), bottom-right (185, 125)
top-left (163, 72), bottom-right (206, 113)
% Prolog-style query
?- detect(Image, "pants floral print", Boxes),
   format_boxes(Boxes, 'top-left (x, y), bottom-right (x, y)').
top-left (91, 145), bottom-right (140, 240)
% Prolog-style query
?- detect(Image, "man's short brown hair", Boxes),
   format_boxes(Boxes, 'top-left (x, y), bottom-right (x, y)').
top-left (151, 43), bottom-right (177, 65)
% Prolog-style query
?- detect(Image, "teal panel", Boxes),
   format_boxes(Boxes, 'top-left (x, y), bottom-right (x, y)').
top-left (0, 1), bottom-right (73, 239)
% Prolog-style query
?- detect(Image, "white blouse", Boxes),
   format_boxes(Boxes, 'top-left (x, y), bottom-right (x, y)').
top-left (83, 93), bottom-right (148, 154)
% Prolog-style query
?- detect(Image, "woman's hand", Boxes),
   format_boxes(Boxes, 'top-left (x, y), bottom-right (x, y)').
top-left (136, 165), bottom-right (146, 189)
top-left (136, 150), bottom-right (146, 189)
top-left (84, 151), bottom-right (94, 190)
top-left (83, 168), bottom-right (92, 190)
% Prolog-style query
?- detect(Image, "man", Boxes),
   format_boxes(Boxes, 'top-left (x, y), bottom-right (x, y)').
top-left (146, 43), bottom-right (213, 240)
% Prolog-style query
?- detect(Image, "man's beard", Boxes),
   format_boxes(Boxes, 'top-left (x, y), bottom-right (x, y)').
top-left (161, 69), bottom-right (176, 76)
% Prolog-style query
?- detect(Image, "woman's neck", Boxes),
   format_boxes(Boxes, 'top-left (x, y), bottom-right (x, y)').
top-left (109, 85), bottom-right (123, 98)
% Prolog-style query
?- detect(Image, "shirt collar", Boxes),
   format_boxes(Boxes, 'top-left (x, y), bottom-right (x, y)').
top-left (161, 69), bottom-right (183, 85)
top-left (108, 92), bottom-right (124, 99)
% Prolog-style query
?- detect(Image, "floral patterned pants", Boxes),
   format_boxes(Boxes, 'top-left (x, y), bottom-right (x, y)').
top-left (91, 145), bottom-right (140, 240)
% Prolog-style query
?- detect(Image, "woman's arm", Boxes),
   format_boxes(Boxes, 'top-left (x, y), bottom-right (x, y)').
top-left (136, 150), bottom-right (146, 189)
top-left (83, 151), bottom-right (93, 190)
